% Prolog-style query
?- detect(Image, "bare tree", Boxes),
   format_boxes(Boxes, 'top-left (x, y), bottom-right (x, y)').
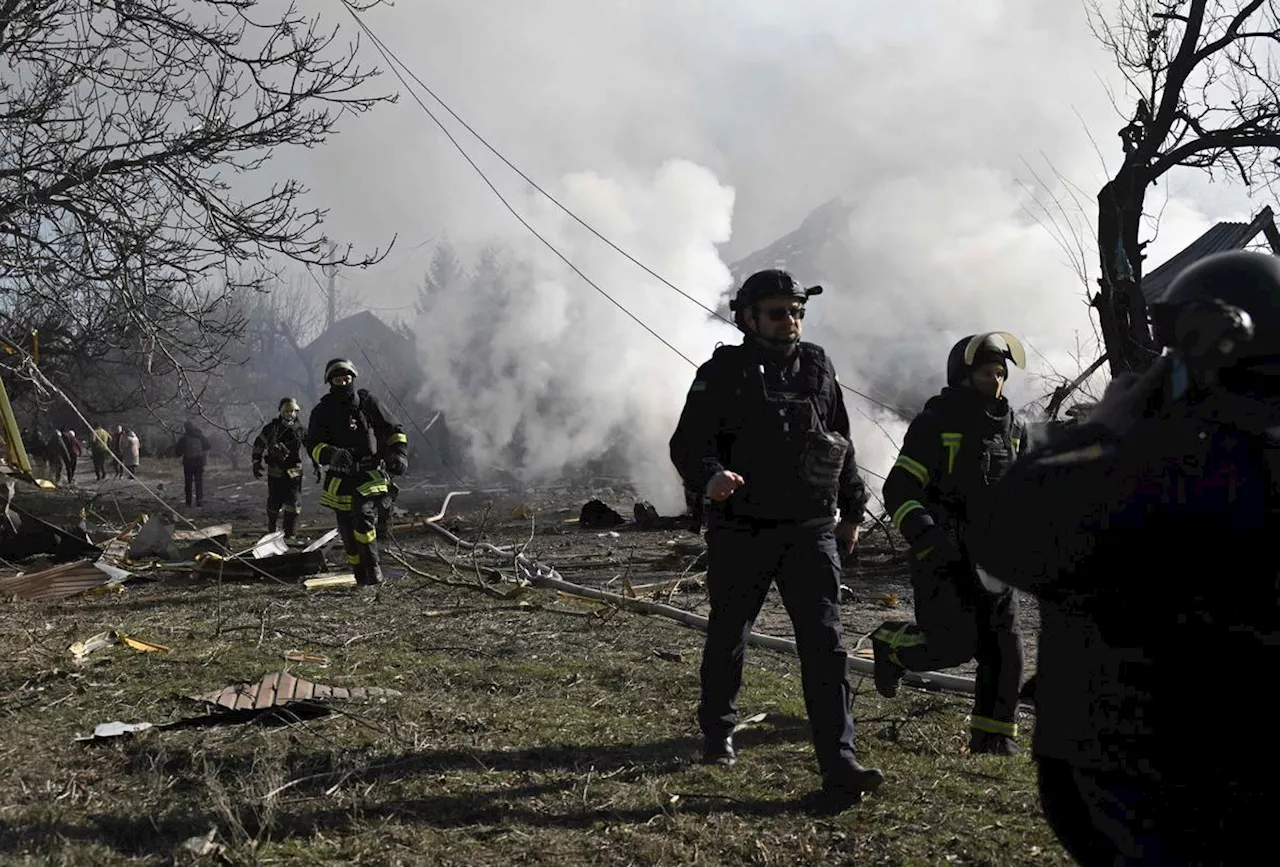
top-left (0, 0), bottom-right (395, 412)
top-left (1090, 0), bottom-right (1280, 375)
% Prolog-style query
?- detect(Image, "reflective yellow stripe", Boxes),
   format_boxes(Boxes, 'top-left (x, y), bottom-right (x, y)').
top-left (388, 433), bottom-right (408, 445)
top-left (941, 432), bottom-right (962, 474)
top-left (970, 715), bottom-right (1017, 737)
top-left (893, 453), bottom-right (929, 485)
top-left (353, 528), bottom-right (377, 544)
top-left (311, 444), bottom-right (327, 463)
top-left (358, 470), bottom-right (389, 496)
top-left (1011, 437), bottom-right (1021, 452)
top-left (891, 499), bottom-right (925, 531)
top-left (347, 553), bottom-right (361, 565)
top-left (872, 624), bottom-right (926, 664)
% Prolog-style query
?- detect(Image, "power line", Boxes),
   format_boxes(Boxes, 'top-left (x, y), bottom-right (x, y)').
top-left (338, 2), bottom-right (910, 421)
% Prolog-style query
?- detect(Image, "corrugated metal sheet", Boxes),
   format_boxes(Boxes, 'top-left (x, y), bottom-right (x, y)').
top-left (1141, 208), bottom-right (1276, 302)
top-left (0, 559), bottom-right (112, 601)
top-left (192, 671), bottom-right (401, 711)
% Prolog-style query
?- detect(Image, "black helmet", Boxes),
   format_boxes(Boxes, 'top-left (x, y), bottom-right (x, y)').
top-left (945, 332), bottom-right (1027, 387)
top-left (728, 269), bottom-right (823, 327)
top-left (1150, 250), bottom-right (1280, 367)
top-left (323, 358), bottom-right (358, 383)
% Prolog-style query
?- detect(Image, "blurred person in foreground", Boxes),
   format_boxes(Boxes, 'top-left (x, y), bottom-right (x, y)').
top-left (969, 249), bottom-right (1280, 865)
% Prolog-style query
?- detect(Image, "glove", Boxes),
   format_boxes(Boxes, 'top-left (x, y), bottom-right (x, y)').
top-left (327, 448), bottom-right (355, 474)
top-left (385, 454), bottom-right (408, 476)
top-left (313, 464), bottom-right (322, 484)
top-left (252, 462), bottom-right (263, 480)
top-left (910, 525), bottom-right (963, 573)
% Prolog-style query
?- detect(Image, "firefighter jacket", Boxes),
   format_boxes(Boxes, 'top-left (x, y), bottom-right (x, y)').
top-left (252, 418), bottom-right (307, 479)
top-left (305, 388), bottom-right (408, 510)
top-left (669, 340), bottom-right (868, 528)
top-left (884, 386), bottom-right (1025, 545)
top-left (967, 398), bottom-right (1280, 785)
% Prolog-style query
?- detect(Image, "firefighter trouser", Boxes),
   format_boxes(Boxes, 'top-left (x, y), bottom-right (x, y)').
top-left (320, 469), bottom-right (390, 583)
top-left (266, 472), bottom-right (303, 534)
top-left (699, 522), bottom-right (858, 776)
top-left (873, 554), bottom-right (1023, 738)
top-left (182, 460), bottom-right (204, 506)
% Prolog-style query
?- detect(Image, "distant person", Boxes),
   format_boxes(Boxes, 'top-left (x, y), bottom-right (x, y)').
top-left (90, 425), bottom-right (111, 480)
top-left (173, 420), bottom-right (211, 507)
top-left (251, 398), bottom-right (311, 538)
top-left (61, 429), bottom-right (81, 482)
top-left (113, 425), bottom-right (126, 478)
top-left (121, 429), bottom-right (141, 477)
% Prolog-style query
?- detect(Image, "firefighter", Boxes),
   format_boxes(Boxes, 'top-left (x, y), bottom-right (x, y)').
top-left (251, 397), bottom-right (309, 538)
top-left (870, 332), bottom-right (1027, 756)
top-left (305, 359), bottom-right (408, 586)
top-left (669, 268), bottom-right (883, 807)
top-left (970, 250), bottom-right (1280, 864)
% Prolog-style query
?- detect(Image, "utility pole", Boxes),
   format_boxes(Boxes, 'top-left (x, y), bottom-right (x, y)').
top-left (321, 238), bottom-right (339, 330)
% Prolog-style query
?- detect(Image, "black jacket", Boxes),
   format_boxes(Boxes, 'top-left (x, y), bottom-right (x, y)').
top-left (968, 397), bottom-right (1280, 783)
top-left (252, 417), bottom-right (308, 478)
top-left (883, 386), bottom-right (1026, 544)
top-left (305, 387), bottom-right (407, 472)
top-left (669, 340), bottom-right (868, 528)
top-left (174, 424), bottom-right (210, 467)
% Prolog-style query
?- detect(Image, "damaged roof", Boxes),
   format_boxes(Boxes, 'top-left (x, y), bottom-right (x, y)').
top-left (1141, 206), bottom-right (1280, 302)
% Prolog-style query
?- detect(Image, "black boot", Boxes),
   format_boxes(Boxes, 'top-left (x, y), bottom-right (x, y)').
top-left (969, 730), bottom-right (1020, 757)
top-left (702, 734), bottom-right (736, 767)
top-left (871, 635), bottom-right (905, 699)
top-left (821, 757), bottom-right (886, 806)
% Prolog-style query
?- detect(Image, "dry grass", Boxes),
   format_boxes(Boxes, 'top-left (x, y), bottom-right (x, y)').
top-left (0, 471), bottom-right (1071, 865)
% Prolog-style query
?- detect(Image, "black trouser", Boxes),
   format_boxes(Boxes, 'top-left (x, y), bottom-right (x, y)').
top-left (699, 521), bottom-right (857, 776)
top-left (91, 451), bottom-right (106, 480)
top-left (1036, 757), bottom-right (1267, 866)
top-left (266, 472), bottom-right (302, 534)
top-left (65, 455), bottom-right (77, 480)
top-left (183, 460), bottom-right (205, 506)
top-left (874, 554), bottom-right (1023, 736)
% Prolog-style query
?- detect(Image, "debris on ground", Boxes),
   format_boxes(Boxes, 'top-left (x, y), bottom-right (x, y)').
top-left (193, 549), bottom-right (326, 581)
top-left (69, 629), bottom-right (172, 659)
top-left (127, 512), bottom-right (178, 560)
top-left (303, 573), bottom-right (356, 590)
top-left (190, 670), bottom-right (402, 712)
top-left (74, 720), bottom-right (155, 742)
top-left (579, 499), bottom-right (625, 528)
top-left (0, 558), bottom-right (128, 602)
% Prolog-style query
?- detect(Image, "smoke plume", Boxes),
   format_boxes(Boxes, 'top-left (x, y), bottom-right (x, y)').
top-left (296, 0), bottom-right (1257, 514)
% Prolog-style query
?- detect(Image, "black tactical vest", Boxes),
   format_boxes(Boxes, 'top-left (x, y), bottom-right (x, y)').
top-left (710, 342), bottom-right (849, 522)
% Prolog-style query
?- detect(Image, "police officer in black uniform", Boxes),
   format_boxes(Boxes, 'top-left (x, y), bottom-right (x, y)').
top-left (969, 250), bottom-right (1280, 864)
top-left (305, 359), bottom-right (409, 586)
top-left (251, 397), bottom-right (310, 538)
top-left (870, 332), bottom-right (1028, 756)
top-left (670, 268), bottom-right (884, 805)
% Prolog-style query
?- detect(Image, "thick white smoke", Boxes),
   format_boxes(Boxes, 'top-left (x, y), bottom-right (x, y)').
top-left (292, 0), bottom-right (1259, 515)
top-left (415, 160), bottom-right (739, 513)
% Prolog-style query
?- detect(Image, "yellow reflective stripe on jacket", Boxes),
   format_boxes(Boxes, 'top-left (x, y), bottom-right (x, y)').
top-left (387, 433), bottom-right (408, 446)
top-left (940, 432), bottom-right (962, 474)
top-left (893, 453), bottom-right (929, 485)
top-left (311, 443), bottom-right (328, 464)
top-left (319, 477), bottom-right (352, 511)
top-left (1011, 436), bottom-right (1021, 453)
top-left (357, 471), bottom-right (389, 497)
top-left (353, 527), bottom-right (377, 544)
top-left (970, 715), bottom-right (1017, 737)
top-left (891, 499), bottom-right (925, 531)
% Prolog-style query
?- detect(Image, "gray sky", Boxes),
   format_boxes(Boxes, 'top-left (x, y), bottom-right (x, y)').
top-left (277, 0), bottom-right (1264, 507)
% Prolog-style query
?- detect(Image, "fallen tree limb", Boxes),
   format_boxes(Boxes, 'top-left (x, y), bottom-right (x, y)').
top-left (414, 520), bottom-right (982, 699)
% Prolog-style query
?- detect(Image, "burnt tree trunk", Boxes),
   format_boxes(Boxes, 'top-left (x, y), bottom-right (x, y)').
top-left (1096, 164), bottom-right (1161, 376)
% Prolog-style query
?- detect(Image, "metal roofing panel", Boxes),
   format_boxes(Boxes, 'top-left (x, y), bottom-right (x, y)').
top-left (192, 671), bottom-right (401, 711)
top-left (0, 559), bottom-right (112, 601)
top-left (1141, 208), bottom-right (1275, 302)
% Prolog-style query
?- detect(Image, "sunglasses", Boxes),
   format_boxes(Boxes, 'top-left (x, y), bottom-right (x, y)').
top-left (761, 306), bottom-right (806, 322)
